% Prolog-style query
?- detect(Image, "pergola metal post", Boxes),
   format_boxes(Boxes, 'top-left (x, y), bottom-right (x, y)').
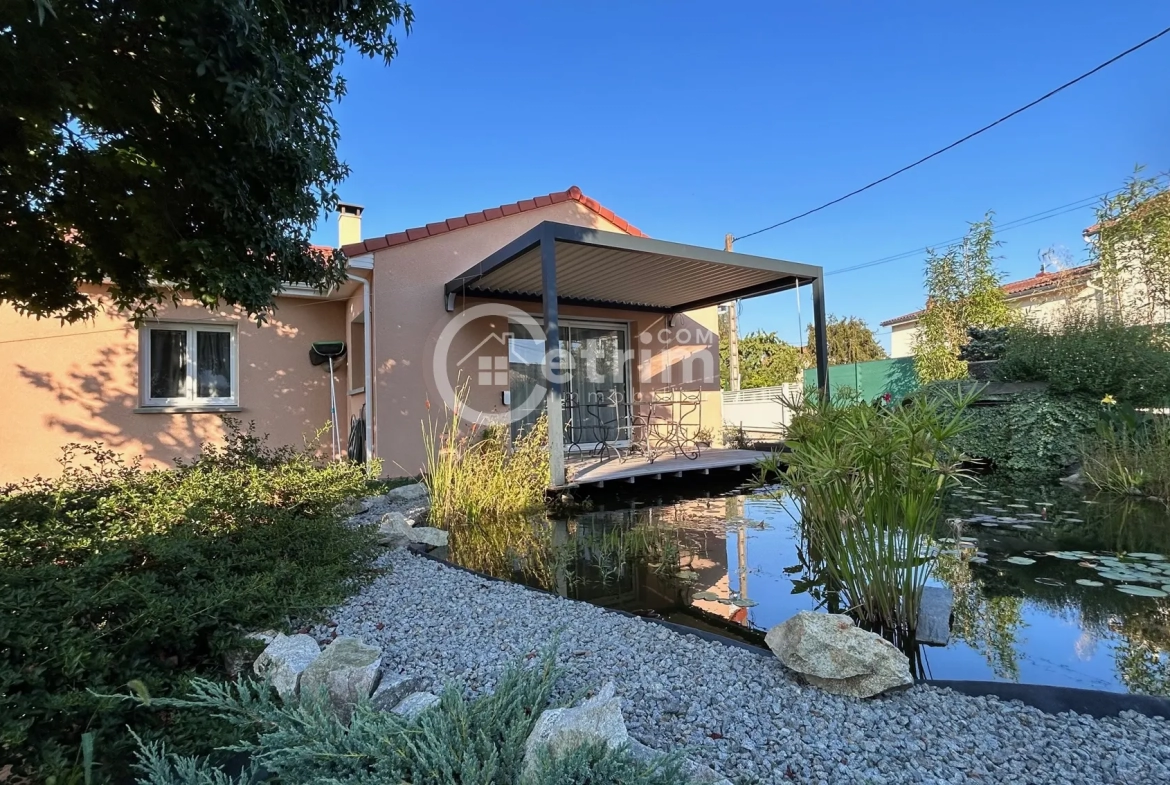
top-left (540, 228), bottom-right (566, 487)
top-left (812, 276), bottom-right (829, 400)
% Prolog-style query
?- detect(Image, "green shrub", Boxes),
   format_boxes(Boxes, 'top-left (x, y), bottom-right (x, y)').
top-left (125, 649), bottom-right (692, 785)
top-left (945, 390), bottom-right (1099, 477)
top-left (0, 421), bottom-right (379, 783)
top-left (996, 315), bottom-right (1170, 406)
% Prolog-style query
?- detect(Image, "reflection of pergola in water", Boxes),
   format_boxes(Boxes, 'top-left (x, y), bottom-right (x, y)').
top-left (687, 497), bottom-right (754, 623)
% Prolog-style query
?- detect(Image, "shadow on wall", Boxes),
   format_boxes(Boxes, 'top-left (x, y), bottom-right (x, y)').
top-left (9, 303), bottom-right (343, 479)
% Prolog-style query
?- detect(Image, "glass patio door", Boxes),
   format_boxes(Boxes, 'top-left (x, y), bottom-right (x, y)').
top-left (508, 320), bottom-right (631, 447)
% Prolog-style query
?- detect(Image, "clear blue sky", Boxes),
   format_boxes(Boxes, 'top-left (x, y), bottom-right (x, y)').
top-left (313, 1), bottom-right (1170, 352)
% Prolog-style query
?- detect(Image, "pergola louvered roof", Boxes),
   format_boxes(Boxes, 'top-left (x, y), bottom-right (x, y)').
top-left (444, 222), bottom-right (821, 313)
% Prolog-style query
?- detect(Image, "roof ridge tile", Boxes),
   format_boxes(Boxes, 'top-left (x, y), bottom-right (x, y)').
top-left (340, 186), bottom-right (645, 256)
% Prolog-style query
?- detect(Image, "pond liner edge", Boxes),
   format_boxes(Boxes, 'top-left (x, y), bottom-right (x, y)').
top-left (404, 545), bottom-right (1170, 722)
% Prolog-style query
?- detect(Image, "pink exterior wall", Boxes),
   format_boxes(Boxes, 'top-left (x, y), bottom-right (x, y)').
top-left (1, 287), bottom-right (347, 481)
top-left (367, 201), bottom-right (722, 478)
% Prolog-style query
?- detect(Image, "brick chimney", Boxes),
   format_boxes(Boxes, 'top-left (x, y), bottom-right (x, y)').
top-left (338, 202), bottom-right (364, 248)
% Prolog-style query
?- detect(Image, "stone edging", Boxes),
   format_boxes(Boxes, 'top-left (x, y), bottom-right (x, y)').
top-left (407, 546), bottom-right (1170, 721)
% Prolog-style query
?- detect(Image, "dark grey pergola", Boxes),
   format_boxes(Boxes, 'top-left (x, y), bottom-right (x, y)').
top-left (445, 221), bottom-right (828, 486)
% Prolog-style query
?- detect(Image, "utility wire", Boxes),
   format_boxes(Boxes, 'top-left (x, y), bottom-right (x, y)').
top-left (824, 174), bottom-right (1170, 277)
top-left (734, 25), bottom-right (1170, 242)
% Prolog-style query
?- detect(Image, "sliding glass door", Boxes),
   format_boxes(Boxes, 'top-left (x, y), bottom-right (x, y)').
top-left (508, 319), bottom-right (631, 447)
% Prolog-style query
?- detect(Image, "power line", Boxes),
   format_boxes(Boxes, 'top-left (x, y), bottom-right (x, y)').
top-left (734, 25), bottom-right (1170, 242)
top-left (824, 175), bottom-right (1170, 277)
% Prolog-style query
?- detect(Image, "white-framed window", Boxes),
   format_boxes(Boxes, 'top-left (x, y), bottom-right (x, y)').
top-left (140, 323), bottom-right (238, 407)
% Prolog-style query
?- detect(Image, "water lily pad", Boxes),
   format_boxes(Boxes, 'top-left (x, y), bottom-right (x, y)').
top-left (1047, 551), bottom-right (1083, 560)
top-left (1062, 518), bottom-right (1085, 523)
top-left (1116, 585), bottom-right (1169, 598)
top-left (730, 598), bottom-right (758, 608)
top-left (1004, 556), bottom-right (1036, 566)
top-left (1011, 524), bottom-right (1035, 531)
top-left (675, 570), bottom-right (698, 581)
top-left (1035, 577), bottom-right (1064, 586)
top-left (980, 522), bottom-right (999, 528)
top-left (969, 557), bottom-right (988, 564)
top-left (1007, 503), bottom-right (1030, 509)
top-left (1097, 571), bottom-right (1143, 581)
top-left (716, 597), bottom-right (735, 605)
top-left (692, 591), bottom-right (720, 601)
top-left (1128, 553), bottom-right (1167, 561)
top-left (1076, 579), bottom-right (1105, 587)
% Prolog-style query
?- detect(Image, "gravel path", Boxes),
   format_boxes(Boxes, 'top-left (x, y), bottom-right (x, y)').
top-left (315, 548), bottom-right (1170, 785)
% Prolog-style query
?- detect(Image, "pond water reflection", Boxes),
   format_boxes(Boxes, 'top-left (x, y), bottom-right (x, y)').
top-left (444, 479), bottom-right (1170, 695)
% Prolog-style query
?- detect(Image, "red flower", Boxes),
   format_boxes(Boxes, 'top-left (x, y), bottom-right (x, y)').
top-left (882, 392), bottom-right (892, 403)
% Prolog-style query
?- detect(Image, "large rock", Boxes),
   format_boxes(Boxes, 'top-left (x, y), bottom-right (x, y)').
top-left (391, 691), bottom-right (441, 719)
top-left (765, 612), bottom-right (912, 698)
top-left (386, 482), bottom-right (430, 503)
top-left (406, 526), bottom-right (449, 548)
top-left (370, 674), bottom-right (426, 712)
top-left (376, 512), bottom-right (413, 545)
top-left (522, 682), bottom-right (628, 777)
top-left (253, 633), bottom-right (321, 700)
top-left (299, 636), bottom-right (382, 718)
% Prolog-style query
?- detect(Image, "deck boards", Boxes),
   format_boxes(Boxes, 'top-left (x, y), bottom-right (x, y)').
top-left (561, 448), bottom-right (768, 487)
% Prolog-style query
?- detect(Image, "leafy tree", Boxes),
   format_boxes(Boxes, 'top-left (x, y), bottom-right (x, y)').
top-left (805, 314), bottom-right (886, 367)
top-left (913, 213), bottom-right (1013, 382)
top-left (719, 329), bottom-right (802, 390)
top-left (1, 0), bottom-right (413, 322)
top-left (1091, 167), bottom-right (1170, 324)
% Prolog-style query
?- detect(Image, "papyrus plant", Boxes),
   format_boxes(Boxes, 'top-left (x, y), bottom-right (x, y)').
top-left (765, 386), bottom-right (978, 635)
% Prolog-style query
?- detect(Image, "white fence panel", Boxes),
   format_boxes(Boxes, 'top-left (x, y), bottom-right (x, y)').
top-left (721, 384), bottom-right (803, 435)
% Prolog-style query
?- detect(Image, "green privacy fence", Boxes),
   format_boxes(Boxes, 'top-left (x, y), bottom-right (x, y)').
top-left (802, 357), bottom-right (919, 402)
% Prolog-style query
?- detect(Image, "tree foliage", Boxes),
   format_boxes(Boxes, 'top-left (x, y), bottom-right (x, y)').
top-left (1, 0), bottom-right (413, 322)
top-left (1091, 167), bottom-right (1170, 324)
top-left (913, 213), bottom-right (1013, 383)
top-left (805, 314), bottom-right (886, 367)
top-left (719, 329), bottom-right (802, 389)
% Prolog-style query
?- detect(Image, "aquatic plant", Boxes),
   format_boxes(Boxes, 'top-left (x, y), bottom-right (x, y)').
top-left (422, 384), bottom-right (550, 527)
top-left (761, 385), bottom-right (978, 635)
top-left (1082, 398), bottom-right (1170, 502)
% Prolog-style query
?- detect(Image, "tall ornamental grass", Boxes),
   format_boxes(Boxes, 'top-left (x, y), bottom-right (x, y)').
top-left (1082, 400), bottom-right (1170, 502)
top-left (422, 389), bottom-right (550, 527)
top-left (763, 387), bottom-right (976, 635)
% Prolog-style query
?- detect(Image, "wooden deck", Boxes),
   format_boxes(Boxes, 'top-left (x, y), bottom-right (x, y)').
top-left (561, 448), bottom-right (769, 488)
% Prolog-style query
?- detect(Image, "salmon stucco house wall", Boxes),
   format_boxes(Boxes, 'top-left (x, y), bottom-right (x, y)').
top-left (1, 187), bottom-right (827, 485)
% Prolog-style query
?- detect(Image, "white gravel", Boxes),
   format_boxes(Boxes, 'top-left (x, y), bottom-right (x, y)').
top-left (315, 548), bottom-right (1170, 785)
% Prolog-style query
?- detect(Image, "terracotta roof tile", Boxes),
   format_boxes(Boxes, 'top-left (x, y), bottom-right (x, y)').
top-left (880, 263), bottom-right (1098, 326)
top-left (339, 185), bottom-right (648, 257)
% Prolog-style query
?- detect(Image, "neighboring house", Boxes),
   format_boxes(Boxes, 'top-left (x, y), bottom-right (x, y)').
top-left (3, 186), bottom-right (826, 485)
top-left (880, 264), bottom-right (1099, 357)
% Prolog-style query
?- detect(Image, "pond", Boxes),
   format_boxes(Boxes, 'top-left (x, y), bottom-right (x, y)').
top-left (443, 477), bottom-right (1170, 696)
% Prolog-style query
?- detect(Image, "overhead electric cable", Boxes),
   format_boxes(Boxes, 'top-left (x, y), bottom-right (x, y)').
top-left (734, 25), bottom-right (1170, 242)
